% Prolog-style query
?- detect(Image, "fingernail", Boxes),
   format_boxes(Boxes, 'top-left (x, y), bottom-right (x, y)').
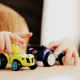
top-left (27, 33), bottom-right (33, 36)
top-left (29, 32), bottom-right (33, 36)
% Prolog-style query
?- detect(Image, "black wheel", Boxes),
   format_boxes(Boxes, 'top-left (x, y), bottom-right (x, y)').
top-left (43, 52), bottom-right (56, 66)
top-left (59, 55), bottom-right (65, 65)
top-left (0, 54), bottom-right (7, 69)
top-left (29, 61), bottom-right (37, 70)
top-left (12, 60), bottom-right (22, 71)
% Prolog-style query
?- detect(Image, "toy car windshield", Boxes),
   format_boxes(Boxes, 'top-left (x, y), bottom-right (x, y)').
top-left (18, 53), bottom-right (26, 55)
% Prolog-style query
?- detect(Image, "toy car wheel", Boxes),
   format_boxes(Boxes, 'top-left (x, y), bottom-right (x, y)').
top-left (43, 52), bottom-right (56, 66)
top-left (29, 61), bottom-right (37, 70)
top-left (0, 54), bottom-right (7, 69)
top-left (59, 55), bottom-right (65, 65)
top-left (12, 60), bottom-right (21, 71)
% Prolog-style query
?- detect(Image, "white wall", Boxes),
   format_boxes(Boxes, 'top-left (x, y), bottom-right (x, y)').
top-left (41, 0), bottom-right (80, 48)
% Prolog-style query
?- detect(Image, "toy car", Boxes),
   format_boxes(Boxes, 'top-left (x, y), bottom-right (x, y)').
top-left (51, 50), bottom-right (65, 65)
top-left (0, 43), bottom-right (37, 71)
top-left (27, 44), bottom-right (65, 66)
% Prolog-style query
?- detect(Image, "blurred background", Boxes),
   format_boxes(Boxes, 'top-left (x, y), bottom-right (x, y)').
top-left (0, 0), bottom-right (80, 54)
top-left (41, 0), bottom-right (80, 54)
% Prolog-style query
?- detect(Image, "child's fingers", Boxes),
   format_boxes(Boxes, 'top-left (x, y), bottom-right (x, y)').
top-left (63, 49), bottom-right (73, 65)
top-left (46, 41), bottom-right (60, 49)
top-left (4, 34), bottom-right (11, 54)
top-left (10, 33), bottom-right (25, 44)
top-left (0, 33), bottom-right (4, 53)
top-left (73, 50), bottom-right (79, 65)
top-left (16, 32), bottom-right (33, 38)
top-left (53, 44), bottom-right (67, 57)
top-left (12, 42), bottom-right (26, 49)
top-left (12, 42), bottom-right (21, 46)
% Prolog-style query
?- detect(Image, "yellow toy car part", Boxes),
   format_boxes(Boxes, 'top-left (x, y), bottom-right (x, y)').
top-left (0, 43), bottom-right (37, 71)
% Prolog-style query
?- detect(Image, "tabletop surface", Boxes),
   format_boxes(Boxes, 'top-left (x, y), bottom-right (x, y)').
top-left (0, 58), bottom-right (80, 80)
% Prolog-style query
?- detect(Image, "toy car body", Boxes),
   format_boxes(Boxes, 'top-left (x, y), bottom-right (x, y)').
top-left (27, 44), bottom-right (65, 66)
top-left (0, 43), bottom-right (37, 71)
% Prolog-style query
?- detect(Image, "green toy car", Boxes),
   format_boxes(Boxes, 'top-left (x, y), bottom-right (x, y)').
top-left (0, 43), bottom-right (37, 71)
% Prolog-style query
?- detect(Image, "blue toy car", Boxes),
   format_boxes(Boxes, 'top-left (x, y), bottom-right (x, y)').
top-left (27, 44), bottom-right (65, 66)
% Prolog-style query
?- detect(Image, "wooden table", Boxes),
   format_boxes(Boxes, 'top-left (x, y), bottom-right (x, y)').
top-left (0, 58), bottom-right (80, 80)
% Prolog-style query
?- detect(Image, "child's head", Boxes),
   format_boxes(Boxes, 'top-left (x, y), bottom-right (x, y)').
top-left (0, 3), bottom-right (29, 33)
top-left (0, 3), bottom-right (30, 45)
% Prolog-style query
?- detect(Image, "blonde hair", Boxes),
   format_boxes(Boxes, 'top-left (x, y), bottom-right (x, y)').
top-left (0, 3), bottom-right (29, 33)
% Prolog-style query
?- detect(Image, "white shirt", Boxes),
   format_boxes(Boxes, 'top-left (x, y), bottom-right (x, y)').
top-left (41, 0), bottom-right (80, 52)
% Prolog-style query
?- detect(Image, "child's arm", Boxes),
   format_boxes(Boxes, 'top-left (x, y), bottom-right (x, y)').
top-left (0, 31), bottom-right (32, 54)
top-left (46, 38), bottom-right (79, 65)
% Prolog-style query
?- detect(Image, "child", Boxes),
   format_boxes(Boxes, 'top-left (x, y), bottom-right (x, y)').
top-left (0, 3), bottom-right (79, 66)
top-left (0, 3), bottom-right (32, 53)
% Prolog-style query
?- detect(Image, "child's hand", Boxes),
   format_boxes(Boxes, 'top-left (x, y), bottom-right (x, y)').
top-left (0, 31), bottom-right (32, 54)
top-left (46, 38), bottom-right (79, 65)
